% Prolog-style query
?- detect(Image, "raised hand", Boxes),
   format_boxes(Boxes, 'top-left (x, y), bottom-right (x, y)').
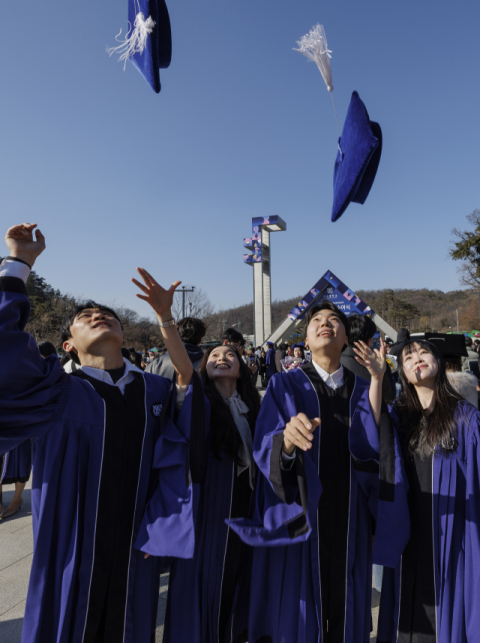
top-left (131, 268), bottom-right (179, 321)
top-left (131, 268), bottom-right (194, 386)
top-left (283, 413), bottom-right (321, 456)
top-left (5, 223), bottom-right (45, 267)
top-left (353, 339), bottom-right (386, 381)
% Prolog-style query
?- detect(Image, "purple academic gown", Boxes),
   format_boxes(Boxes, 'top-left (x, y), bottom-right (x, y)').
top-left (375, 401), bottom-right (480, 643)
top-left (228, 365), bottom-right (410, 643)
top-left (265, 348), bottom-right (276, 378)
top-left (145, 403), bottom-right (253, 643)
top-left (2, 439), bottom-right (32, 484)
top-left (0, 276), bottom-right (204, 643)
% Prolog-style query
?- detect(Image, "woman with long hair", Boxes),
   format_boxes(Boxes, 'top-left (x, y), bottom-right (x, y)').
top-left (163, 344), bottom-right (261, 643)
top-left (354, 338), bottom-right (480, 643)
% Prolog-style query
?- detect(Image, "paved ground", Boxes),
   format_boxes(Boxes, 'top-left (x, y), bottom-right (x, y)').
top-left (0, 480), bottom-right (379, 643)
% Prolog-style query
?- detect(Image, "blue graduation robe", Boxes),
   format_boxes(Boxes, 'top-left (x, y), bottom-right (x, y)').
top-left (265, 348), bottom-right (277, 378)
top-left (2, 439), bottom-right (32, 484)
top-left (376, 401), bottom-right (480, 643)
top-left (147, 409), bottom-right (253, 643)
top-left (0, 276), bottom-right (203, 643)
top-left (228, 364), bottom-right (410, 643)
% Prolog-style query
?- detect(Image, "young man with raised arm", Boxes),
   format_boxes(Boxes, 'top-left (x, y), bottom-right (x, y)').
top-left (228, 301), bottom-right (409, 643)
top-left (0, 223), bottom-right (205, 643)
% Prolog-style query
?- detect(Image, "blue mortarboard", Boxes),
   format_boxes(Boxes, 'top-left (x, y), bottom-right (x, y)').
top-left (266, 342), bottom-right (274, 348)
top-left (128, 0), bottom-right (171, 93)
top-left (331, 91), bottom-right (382, 222)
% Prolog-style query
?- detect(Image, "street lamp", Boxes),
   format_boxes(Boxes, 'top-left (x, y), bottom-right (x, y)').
top-left (175, 285), bottom-right (195, 319)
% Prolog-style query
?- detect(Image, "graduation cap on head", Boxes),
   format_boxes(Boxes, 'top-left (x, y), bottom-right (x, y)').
top-left (331, 92), bottom-right (382, 222)
top-left (294, 25), bottom-right (382, 223)
top-left (266, 342), bottom-right (274, 348)
top-left (424, 333), bottom-right (468, 358)
top-left (108, 0), bottom-right (172, 93)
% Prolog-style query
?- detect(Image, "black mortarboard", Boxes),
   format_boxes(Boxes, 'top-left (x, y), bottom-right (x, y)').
top-left (424, 333), bottom-right (468, 358)
top-left (331, 91), bottom-right (382, 222)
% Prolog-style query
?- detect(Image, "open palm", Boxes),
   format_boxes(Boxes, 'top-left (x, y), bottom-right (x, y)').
top-left (131, 267), bottom-right (179, 318)
top-left (353, 339), bottom-right (386, 380)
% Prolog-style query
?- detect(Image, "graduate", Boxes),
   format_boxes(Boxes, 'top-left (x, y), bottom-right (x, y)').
top-left (161, 344), bottom-right (261, 643)
top-left (265, 341), bottom-right (277, 380)
top-left (354, 338), bottom-right (480, 643)
top-left (228, 301), bottom-right (409, 643)
top-left (281, 344), bottom-right (308, 372)
top-left (0, 223), bottom-right (204, 643)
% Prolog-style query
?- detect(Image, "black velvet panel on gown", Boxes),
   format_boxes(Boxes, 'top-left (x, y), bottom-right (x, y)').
top-left (301, 363), bottom-right (355, 643)
top-left (398, 451), bottom-right (437, 643)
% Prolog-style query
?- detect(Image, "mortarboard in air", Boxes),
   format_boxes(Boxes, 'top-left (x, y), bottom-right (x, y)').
top-left (294, 25), bottom-right (383, 223)
top-left (108, 0), bottom-right (172, 94)
top-left (331, 91), bottom-right (382, 222)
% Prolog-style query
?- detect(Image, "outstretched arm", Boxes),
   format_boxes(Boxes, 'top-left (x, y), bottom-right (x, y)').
top-left (1, 224), bottom-right (68, 450)
top-left (132, 268), bottom-right (193, 386)
top-left (353, 339), bottom-right (387, 427)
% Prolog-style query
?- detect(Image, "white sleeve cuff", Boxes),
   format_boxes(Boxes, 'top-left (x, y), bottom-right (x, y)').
top-left (175, 383), bottom-right (189, 410)
top-left (281, 450), bottom-right (296, 462)
top-left (0, 259), bottom-right (31, 283)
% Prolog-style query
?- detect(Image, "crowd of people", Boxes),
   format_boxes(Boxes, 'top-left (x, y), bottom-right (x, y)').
top-left (2, 222), bottom-right (480, 643)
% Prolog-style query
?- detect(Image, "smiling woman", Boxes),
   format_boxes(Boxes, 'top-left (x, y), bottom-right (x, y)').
top-left (354, 337), bottom-right (480, 643)
top-left (161, 343), bottom-right (261, 643)
top-left (397, 340), bottom-right (461, 455)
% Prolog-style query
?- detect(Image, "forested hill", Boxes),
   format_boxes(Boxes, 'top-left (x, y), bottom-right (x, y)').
top-left (207, 287), bottom-right (480, 338)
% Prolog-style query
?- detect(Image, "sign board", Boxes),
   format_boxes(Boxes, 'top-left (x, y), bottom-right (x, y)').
top-left (264, 270), bottom-right (397, 347)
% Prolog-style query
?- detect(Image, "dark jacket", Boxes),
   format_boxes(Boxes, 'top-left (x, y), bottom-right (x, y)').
top-left (340, 346), bottom-right (396, 403)
top-left (275, 349), bottom-right (285, 374)
top-left (145, 343), bottom-right (204, 380)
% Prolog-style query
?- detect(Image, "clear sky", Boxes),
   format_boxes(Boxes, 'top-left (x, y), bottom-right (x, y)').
top-left (1, 0), bottom-right (479, 317)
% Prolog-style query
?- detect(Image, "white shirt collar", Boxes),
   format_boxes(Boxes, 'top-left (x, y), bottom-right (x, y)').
top-left (311, 360), bottom-right (344, 389)
top-left (79, 357), bottom-right (143, 389)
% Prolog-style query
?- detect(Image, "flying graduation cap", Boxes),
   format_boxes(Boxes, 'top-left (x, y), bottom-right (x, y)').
top-left (107, 0), bottom-right (172, 93)
top-left (294, 25), bottom-right (382, 222)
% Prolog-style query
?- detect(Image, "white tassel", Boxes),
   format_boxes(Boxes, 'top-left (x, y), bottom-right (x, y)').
top-left (294, 24), bottom-right (334, 92)
top-left (107, 12), bottom-right (156, 70)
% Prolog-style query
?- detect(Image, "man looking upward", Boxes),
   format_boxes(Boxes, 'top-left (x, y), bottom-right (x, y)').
top-left (0, 223), bottom-right (204, 643)
top-left (229, 300), bottom-right (409, 643)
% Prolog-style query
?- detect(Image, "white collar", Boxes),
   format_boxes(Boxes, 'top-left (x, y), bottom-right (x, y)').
top-left (79, 357), bottom-right (143, 387)
top-left (311, 360), bottom-right (344, 389)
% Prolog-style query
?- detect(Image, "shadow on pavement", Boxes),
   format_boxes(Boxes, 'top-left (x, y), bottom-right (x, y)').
top-left (0, 617), bottom-right (23, 642)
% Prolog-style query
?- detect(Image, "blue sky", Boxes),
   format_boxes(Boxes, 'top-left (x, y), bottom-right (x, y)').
top-left (1, 0), bottom-right (479, 316)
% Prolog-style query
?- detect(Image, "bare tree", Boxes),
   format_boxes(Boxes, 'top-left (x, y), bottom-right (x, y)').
top-left (203, 309), bottom-right (231, 341)
top-left (26, 296), bottom-right (76, 346)
top-left (115, 306), bottom-right (164, 350)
